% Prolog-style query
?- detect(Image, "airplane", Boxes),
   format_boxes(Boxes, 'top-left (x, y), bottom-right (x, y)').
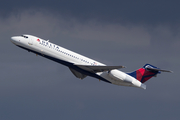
top-left (10, 34), bottom-right (172, 89)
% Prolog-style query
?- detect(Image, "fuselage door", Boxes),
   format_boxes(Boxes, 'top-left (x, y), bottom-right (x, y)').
top-left (28, 38), bottom-right (33, 45)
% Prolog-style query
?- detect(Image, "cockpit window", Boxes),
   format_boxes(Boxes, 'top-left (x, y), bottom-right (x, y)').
top-left (21, 35), bottom-right (28, 38)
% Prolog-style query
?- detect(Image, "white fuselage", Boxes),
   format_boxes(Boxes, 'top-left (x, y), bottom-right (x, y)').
top-left (11, 35), bottom-right (145, 89)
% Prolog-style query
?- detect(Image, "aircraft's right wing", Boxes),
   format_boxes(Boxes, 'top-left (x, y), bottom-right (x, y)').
top-left (75, 64), bottom-right (125, 73)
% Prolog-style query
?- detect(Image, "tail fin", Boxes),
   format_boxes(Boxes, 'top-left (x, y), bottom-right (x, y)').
top-left (128, 64), bottom-right (172, 83)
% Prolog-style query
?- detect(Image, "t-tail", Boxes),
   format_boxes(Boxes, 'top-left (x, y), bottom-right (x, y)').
top-left (128, 64), bottom-right (172, 83)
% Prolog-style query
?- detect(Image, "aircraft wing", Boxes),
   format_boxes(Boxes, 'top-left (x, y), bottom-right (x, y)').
top-left (69, 67), bottom-right (87, 79)
top-left (75, 64), bottom-right (125, 73)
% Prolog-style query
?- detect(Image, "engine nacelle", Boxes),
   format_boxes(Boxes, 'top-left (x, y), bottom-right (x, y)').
top-left (108, 69), bottom-right (126, 81)
top-left (108, 69), bottom-right (146, 89)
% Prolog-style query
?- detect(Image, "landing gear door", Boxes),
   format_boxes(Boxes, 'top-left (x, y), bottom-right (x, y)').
top-left (28, 38), bottom-right (33, 45)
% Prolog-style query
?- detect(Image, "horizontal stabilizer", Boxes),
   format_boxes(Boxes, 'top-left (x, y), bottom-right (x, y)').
top-left (75, 64), bottom-right (125, 73)
top-left (146, 67), bottom-right (173, 73)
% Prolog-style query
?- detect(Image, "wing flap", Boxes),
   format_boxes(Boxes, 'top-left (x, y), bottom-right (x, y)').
top-left (75, 65), bottom-right (125, 73)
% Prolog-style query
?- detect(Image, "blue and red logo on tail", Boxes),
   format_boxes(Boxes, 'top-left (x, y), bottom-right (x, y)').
top-left (128, 64), bottom-right (160, 83)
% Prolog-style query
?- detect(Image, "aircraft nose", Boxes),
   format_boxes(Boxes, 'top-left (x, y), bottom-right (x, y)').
top-left (11, 36), bottom-right (19, 44)
top-left (11, 36), bottom-right (17, 41)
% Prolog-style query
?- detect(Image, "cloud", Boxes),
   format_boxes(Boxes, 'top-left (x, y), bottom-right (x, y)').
top-left (1, 0), bottom-right (180, 25)
top-left (65, 21), bottom-right (151, 47)
top-left (1, 7), bottom-right (180, 120)
top-left (1, 10), bottom-right (151, 47)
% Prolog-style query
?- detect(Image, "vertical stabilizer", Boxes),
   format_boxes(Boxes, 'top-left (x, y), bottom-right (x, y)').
top-left (127, 64), bottom-right (160, 83)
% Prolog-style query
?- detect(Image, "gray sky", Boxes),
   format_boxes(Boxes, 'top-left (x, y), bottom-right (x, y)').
top-left (0, 0), bottom-right (179, 120)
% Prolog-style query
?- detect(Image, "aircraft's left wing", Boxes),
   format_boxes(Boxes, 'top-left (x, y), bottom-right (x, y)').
top-left (69, 67), bottom-right (87, 79)
top-left (75, 64), bottom-right (125, 73)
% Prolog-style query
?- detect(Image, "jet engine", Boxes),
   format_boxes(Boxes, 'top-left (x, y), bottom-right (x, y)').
top-left (108, 69), bottom-right (126, 81)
